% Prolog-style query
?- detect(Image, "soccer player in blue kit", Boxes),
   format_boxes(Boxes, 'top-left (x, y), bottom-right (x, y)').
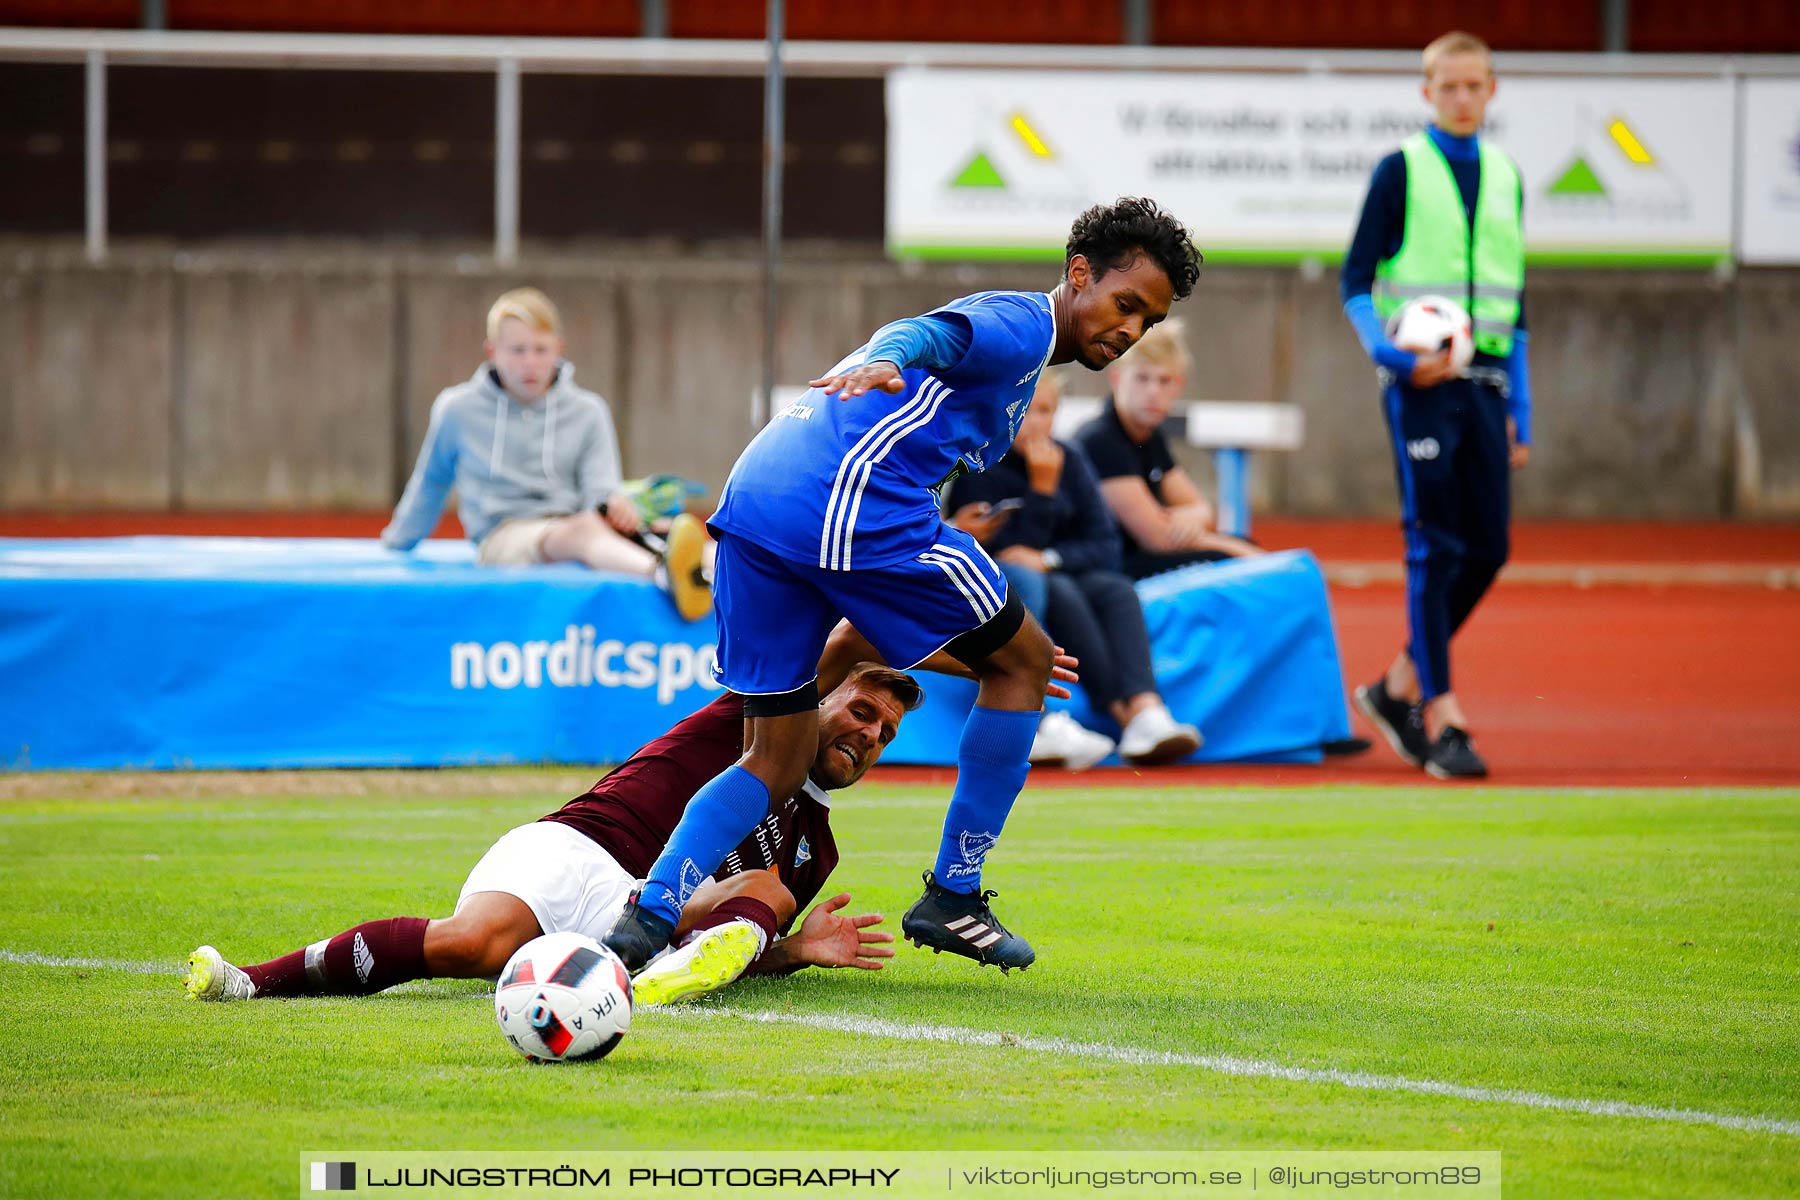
top-left (605, 197), bottom-right (1203, 973)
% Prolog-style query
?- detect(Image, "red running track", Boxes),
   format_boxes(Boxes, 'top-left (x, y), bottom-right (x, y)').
top-left (875, 583), bottom-right (1800, 789)
top-left (5, 511), bottom-right (1799, 565)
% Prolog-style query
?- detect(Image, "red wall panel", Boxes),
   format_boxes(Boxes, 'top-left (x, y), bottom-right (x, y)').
top-left (0, 1), bottom-right (137, 25)
top-left (12, 0), bottom-right (1788, 53)
top-left (1155, 0), bottom-right (1601, 52)
top-left (1631, 0), bottom-right (1800, 53)
top-left (164, 0), bottom-right (641, 37)
top-left (669, 0), bottom-right (1121, 45)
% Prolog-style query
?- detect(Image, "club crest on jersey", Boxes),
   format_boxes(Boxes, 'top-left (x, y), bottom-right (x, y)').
top-left (795, 836), bottom-right (811, 867)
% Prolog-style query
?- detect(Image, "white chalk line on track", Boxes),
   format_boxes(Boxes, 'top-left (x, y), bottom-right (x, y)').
top-left (5, 948), bottom-right (1793, 1137)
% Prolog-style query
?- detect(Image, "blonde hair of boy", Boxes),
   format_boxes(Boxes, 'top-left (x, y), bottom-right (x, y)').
top-left (486, 287), bottom-right (562, 341)
top-left (1422, 31), bottom-right (1493, 81)
top-left (1114, 318), bottom-right (1190, 375)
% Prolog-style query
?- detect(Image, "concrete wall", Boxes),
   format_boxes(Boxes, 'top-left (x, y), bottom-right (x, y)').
top-left (1, 242), bottom-right (1795, 520)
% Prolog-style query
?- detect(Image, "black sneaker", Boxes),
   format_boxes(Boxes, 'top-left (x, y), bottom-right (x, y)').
top-left (1424, 726), bottom-right (1489, 779)
top-left (901, 872), bottom-right (1035, 972)
top-left (602, 893), bottom-right (676, 973)
top-left (1353, 680), bottom-right (1430, 768)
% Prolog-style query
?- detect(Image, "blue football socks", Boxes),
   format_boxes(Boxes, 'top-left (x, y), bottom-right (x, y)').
top-left (637, 765), bottom-right (772, 925)
top-left (931, 705), bottom-right (1038, 893)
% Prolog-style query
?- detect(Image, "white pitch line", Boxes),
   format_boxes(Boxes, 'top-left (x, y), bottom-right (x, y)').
top-left (0, 949), bottom-right (169, 974)
top-left (7, 948), bottom-right (1794, 1137)
top-left (669, 1008), bottom-right (1800, 1138)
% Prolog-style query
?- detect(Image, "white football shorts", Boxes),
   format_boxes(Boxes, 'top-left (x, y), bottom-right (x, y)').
top-left (455, 821), bottom-right (636, 943)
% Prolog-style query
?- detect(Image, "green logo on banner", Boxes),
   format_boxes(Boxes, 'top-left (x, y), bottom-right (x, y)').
top-left (1548, 155), bottom-right (1607, 196)
top-left (951, 151), bottom-right (1006, 189)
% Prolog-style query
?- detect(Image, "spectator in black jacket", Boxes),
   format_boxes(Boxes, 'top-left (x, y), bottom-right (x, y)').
top-left (948, 374), bottom-right (1202, 767)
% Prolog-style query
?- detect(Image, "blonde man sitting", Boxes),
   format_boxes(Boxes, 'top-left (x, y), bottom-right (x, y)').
top-left (381, 287), bottom-right (710, 620)
top-left (1072, 319), bottom-right (1261, 579)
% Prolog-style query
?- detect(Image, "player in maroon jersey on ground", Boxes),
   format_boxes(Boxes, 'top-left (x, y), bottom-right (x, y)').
top-left (182, 663), bottom-right (919, 1006)
top-left (182, 631), bottom-right (1081, 1006)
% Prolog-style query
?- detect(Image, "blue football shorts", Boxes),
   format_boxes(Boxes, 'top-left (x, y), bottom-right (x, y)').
top-left (709, 523), bottom-right (1012, 698)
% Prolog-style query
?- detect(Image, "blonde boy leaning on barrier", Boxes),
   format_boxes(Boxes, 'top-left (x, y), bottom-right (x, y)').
top-left (1073, 320), bottom-right (1262, 578)
top-left (381, 287), bottom-right (711, 620)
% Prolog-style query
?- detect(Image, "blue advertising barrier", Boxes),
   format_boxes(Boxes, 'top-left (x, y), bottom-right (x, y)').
top-left (0, 538), bottom-right (1350, 771)
top-left (882, 550), bottom-right (1352, 766)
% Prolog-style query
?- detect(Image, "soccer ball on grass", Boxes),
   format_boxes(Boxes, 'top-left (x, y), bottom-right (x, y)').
top-left (494, 932), bottom-right (632, 1062)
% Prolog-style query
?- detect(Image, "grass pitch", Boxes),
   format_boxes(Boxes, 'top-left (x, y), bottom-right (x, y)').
top-left (1, 774), bottom-right (1796, 1198)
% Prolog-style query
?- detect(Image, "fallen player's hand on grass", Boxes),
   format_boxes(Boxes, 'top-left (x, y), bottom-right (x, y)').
top-left (812, 361), bottom-right (906, 399)
top-left (787, 893), bottom-right (895, 969)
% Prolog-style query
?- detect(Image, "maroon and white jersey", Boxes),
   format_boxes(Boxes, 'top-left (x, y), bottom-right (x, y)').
top-left (538, 693), bottom-right (840, 931)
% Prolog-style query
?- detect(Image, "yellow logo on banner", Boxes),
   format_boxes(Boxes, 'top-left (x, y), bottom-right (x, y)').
top-left (1606, 118), bottom-right (1656, 165)
top-left (950, 109), bottom-right (1059, 189)
top-left (1547, 112), bottom-right (1678, 205)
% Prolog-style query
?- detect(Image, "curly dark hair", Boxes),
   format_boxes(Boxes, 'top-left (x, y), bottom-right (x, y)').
top-left (1064, 197), bottom-right (1203, 301)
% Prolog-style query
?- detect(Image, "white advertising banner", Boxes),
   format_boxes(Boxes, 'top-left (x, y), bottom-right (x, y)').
top-left (1739, 79), bottom-right (1800, 265)
top-left (887, 69), bottom-right (1734, 265)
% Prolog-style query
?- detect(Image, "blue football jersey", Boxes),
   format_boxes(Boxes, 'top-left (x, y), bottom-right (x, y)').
top-left (711, 290), bottom-right (1056, 570)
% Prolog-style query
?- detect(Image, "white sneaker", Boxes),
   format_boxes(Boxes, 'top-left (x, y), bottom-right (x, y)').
top-left (1027, 711), bottom-right (1071, 765)
top-left (1117, 703), bottom-right (1203, 765)
top-left (1029, 711), bottom-right (1117, 771)
top-left (183, 945), bottom-right (256, 1001)
top-left (630, 920), bottom-right (764, 1007)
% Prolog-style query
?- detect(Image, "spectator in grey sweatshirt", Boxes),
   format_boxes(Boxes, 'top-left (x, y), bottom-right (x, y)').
top-left (381, 288), bottom-right (710, 620)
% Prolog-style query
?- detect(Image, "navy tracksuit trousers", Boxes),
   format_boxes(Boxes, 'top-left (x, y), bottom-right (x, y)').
top-left (1381, 375), bottom-right (1511, 700)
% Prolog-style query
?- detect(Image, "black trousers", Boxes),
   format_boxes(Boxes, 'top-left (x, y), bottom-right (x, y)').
top-left (1043, 569), bottom-right (1159, 711)
top-left (1380, 375), bottom-right (1511, 700)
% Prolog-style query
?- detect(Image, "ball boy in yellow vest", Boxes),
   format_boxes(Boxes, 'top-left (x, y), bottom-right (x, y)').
top-left (1340, 31), bottom-right (1532, 779)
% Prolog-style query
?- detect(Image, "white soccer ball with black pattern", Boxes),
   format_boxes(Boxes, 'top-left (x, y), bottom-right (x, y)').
top-left (1386, 294), bottom-right (1475, 372)
top-left (494, 932), bottom-right (632, 1062)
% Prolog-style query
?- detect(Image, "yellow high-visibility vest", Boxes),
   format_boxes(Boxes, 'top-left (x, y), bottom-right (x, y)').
top-left (1374, 131), bottom-right (1524, 357)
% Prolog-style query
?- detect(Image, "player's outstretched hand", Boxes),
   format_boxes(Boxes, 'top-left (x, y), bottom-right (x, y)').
top-left (790, 893), bottom-right (895, 970)
top-left (1048, 647), bottom-right (1080, 701)
top-left (811, 361), bottom-right (905, 400)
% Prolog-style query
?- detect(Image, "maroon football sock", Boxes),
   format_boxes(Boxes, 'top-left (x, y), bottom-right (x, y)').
top-left (242, 917), bottom-right (431, 998)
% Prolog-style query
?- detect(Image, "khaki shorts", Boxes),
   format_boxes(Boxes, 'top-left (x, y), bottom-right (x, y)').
top-left (477, 516), bottom-right (564, 566)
